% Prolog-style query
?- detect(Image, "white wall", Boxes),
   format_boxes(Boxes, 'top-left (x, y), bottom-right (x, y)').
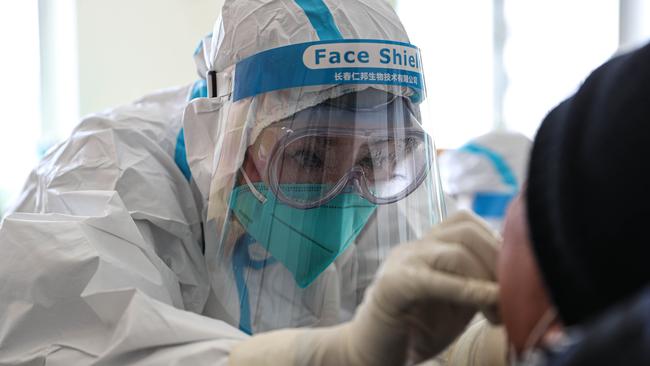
top-left (620, 0), bottom-right (650, 52)
top-left (0, 1), bottom-right (42, 214)
top-left (76, 0), bottom-right (224, 116)
top-left (397, 0), bottom-right (495, 148)
top-left (39, 0), bottom-right (79, 145)
top-left (0, 0), bottom-right (224, 214)
top-left (397, 0), bottom-right (622, 146)
top-left (502, 0), bottom-right (620, 138)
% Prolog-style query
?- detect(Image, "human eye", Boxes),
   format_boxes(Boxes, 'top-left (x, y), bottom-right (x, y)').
top-left (357, 155), bottom-right (374, 170)
top-left (290, 149), bottom-right (324, 169)
top-left (359, 148), bottom-right (409, 180)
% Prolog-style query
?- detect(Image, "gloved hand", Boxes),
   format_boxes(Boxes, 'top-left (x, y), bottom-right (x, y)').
top-left (229, 211), bottom-right (501, 366)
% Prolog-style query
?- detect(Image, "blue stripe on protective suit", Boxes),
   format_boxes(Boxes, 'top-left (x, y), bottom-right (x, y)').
top-left (174, 129), bottom-right (192, 181)
top-left (294, 0), bottom-right (343, 40)
top-left (472, 192), bottom-right (515, 218)
top-left (194, 39), bottom-right (204, 56)
top-left (174, 79), bottom-right (208, 181)
top-left (189, 78), bottom-right (208, 99)
top-left (459, 143), bottom-right (518, 219)
top-left (194, 33), bottom-right (214, 56)
top-left (232, 233), bottom-right (277, 335)
top-left (459, 143), bottom-right (518, 189)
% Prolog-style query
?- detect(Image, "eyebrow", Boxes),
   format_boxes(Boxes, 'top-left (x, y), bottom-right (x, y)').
top-left (296, 136), bottom-right (341, 148)
top-left (366, 136), bottom-right (418, 151)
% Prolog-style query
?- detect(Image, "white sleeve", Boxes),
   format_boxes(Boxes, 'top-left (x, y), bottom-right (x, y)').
top-left (0, 92), bottom-right (248, 365)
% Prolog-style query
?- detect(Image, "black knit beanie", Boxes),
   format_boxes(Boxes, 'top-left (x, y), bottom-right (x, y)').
top-left (527, 42), bottom-right (650, 326)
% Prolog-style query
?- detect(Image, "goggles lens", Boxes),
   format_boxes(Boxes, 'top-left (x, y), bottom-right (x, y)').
top-left (269, 131), bottom-right (429, 208)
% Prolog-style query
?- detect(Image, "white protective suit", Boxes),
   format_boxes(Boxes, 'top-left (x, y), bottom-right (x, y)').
top-left (0, 0), bottom-right (451, 364)
top-left (0, 84), bottom-right (248, 364)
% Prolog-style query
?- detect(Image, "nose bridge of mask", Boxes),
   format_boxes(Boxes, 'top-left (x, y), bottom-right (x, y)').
top-left (230, 170), bottom-right (377, 288)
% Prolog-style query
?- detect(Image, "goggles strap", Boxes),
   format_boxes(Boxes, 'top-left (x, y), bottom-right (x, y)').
top-left (240, 167), bottom-right (268, 203)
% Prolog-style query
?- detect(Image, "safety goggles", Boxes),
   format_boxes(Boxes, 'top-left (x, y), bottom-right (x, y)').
top-left (251, 91), bottom-right (433, 209)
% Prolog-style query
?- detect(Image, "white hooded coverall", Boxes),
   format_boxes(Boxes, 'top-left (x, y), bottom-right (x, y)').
top-left (0, 0), bottom-right (437, 364)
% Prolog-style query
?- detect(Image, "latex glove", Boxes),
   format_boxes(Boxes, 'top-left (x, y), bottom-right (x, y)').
top-left (390, 211), bottom-right (502, 362)
top-left (229, 211), bottom-right (500, 366)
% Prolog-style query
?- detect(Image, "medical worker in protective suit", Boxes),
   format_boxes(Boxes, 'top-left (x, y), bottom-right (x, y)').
top-left (0, 1), bottom-right (500, 365)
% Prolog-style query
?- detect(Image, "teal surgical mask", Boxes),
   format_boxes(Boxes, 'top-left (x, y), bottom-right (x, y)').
top-left (229, 174), bottom-right (377, 288)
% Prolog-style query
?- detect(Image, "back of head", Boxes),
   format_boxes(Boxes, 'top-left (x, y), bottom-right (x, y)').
top-left (527, 42), bottom-right (650, 326)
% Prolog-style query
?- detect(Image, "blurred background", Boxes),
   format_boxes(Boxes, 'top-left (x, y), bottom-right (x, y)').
top-left (1, 0), bottom-right (649, 215)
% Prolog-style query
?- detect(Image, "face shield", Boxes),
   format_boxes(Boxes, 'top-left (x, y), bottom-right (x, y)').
top-left (184, 39), bottom-right (445, 334)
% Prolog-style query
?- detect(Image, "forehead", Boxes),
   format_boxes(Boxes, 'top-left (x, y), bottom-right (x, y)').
top-left (281, 93), bottom-right (420, 129)
top-left (248, 90), bottom-right (426, 165)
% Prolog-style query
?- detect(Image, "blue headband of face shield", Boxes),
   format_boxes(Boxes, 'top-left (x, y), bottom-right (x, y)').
top-left (224, 39), bottom-right (425, 102)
